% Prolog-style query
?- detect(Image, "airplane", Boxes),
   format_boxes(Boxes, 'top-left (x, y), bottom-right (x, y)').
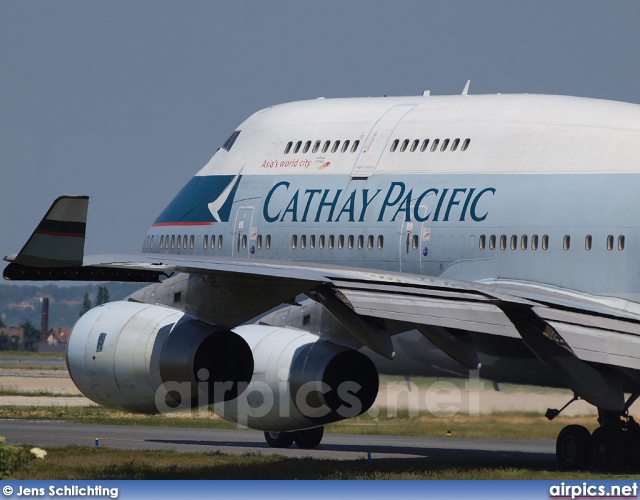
top-left (4, 89), bottom-right (640, 471)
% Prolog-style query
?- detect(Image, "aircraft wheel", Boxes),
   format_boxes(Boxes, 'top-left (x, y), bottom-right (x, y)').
top-left (264, 431), bottom-right (294, 449)
top-left (626, 421), bottom-right (640, 470)
top-left (590, 426), bottom-right (626, 471)
top-left (294, 427), bottom-right (324, 449)
top-left (556, 425), bottom-right (591, 470)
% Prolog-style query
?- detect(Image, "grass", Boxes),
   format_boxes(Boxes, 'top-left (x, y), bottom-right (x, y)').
top-left (0, 386), bottom-right (83, 398)
top-left (9, 446), bottom-right (638, 480)
top-left (0, 364), bottom-right (66, 371)
top-left (0, 351), bottom-right (64, 359)
top-left (0, 405), bottom-right (599, 440)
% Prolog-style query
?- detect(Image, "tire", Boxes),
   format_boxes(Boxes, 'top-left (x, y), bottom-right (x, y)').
top-left (556, 425), bottom-right (591, 470)
top-left (264, 431), bottom-right (294, 449)
top-left (294, 427), bottom-right (324, 449)
top-left (590, 426), bottom-right (626, 471)
top-left (626, 422), bottom-right (640, 471)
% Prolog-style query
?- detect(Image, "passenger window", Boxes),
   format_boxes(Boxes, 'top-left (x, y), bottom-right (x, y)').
top-left (312, 140), bottom-right (321, 153)
top-left (358, 235), bottom-right (364, 249)
top-left (266, 235), bottom-right (271, 249)
top-left (203, 235), bottom-right (208, 249)
top-left (160, 235), bottom-right (164, 249)
top-left (171, 235), bottom-right (175, 249)
top-left (150, 236), bottom-right (154, 249)
top-left (500, 235), bottom-right (507, 250)
top-left (319, 235), bottom-right (325, 248)
top-left (489, 235), bottom-right (496, 250)
top-left (510, 235), bottom-right (517, 250)
top-left (329, 235), bottom-right (335, 249)
top-left (607, 235), bottom-right (614, 250)
top-left (400, 139), bottom-right (409, 152)
top-left (310, 235), bottom-right (315, 248)
top-left (257, 235), bottom-right (262, 249)
top-left (563, 235), bottom-right (570, 250)
top-left (190, 235), bottom-right (194, 249)
top-left (461, 138), bottom-right (471, 151)
top-left (368, 235), bottom-right (374, 249)
top-left (177, 236), bottom-right (181, 249)
top-left (267, 142), bottom-right (276, 155)
top-left (294, 141), bottom-right (302, 153)
top-left (338, 235), bottom-right (345, 248)
top-left (420, 139), bottom-right (430, 152)
top-left (531, 234), bottom-right (539, 250)
top-left (348, 235), bottom-right (354, 249)
top-left (183, 235), bottom-right (187, 249)
top-left (440, 139), bottom-right (450, 151)
top-left (331, 140), bottom-right (340, 153)
top-left (390, 139), bottom-right (399, 152)
top-left (412, 234), bottom-right (419, 250)
top-left (284, 141), bottom-right (293, 154)
top-left (377, 235), bottom-right (384, 249)
top-left (291, 235), bottom-right (297, 248)
top-left (521, 235), bottom-right (528, 250)
top-left (410, 139), bottom-right (419, 152)
top-left (341, 140), bottom-right (350, 153)
top-left (585, 235), bottom-right (592, 250)
top-left (542, 235), bottom-right (549, 250)
top-left (618, 235), bottom-right (625, 251)
top-left (218, 235), bottom-right (223, 248)
top-left (431, 139), bottom-right (440, 152)
top-left (242, 234), bottom-right (247, 249)
top-left (301, 235), bottom-right (306, 249)
top-left (351, 140), bottom-right (360, 152)
top-left (451, 138), bottom-right (460, 151)
top-left (303, 140), bottom-right (311, 153)
top-left (322, 140), bottom-right (331, 153)
top-left (479, 234), bottom-right (486, 250)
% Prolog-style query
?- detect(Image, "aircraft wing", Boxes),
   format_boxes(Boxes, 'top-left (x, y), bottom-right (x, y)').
top-left (5, 196), bottom-right (640, 411)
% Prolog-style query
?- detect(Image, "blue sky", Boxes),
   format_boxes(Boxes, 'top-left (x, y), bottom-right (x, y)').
top-left (1, 1), bottom-right (639, 277)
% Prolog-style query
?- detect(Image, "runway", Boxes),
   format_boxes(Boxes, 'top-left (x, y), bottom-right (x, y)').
top-left (0, 420), bottom-right (557, 469)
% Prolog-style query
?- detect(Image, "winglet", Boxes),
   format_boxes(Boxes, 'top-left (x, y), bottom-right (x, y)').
top-left (5, 195), bottom-right (89, 268)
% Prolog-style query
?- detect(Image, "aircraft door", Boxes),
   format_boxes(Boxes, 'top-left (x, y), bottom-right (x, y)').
top-left (398, 221), bottom-right (420, 274)
top-left (351, 105), bottom-right (415, 179)
top-left (232, 207), bottom-right (255, 257)
top-left (398, 205), bottom-right (430, 274)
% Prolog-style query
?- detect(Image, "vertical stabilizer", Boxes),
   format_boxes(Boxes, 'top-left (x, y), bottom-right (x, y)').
top-left (9, 195), bottom-right (89, 267)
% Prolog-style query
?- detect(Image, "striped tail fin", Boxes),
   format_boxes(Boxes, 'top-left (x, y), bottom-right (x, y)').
top-left (6, 195), bottom-right (89, 268)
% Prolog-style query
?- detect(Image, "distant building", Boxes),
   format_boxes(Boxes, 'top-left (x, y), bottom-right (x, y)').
top-left (38, 327), bottom-right (71, 353)
top-left (48, 327), bottom-right (71, 345)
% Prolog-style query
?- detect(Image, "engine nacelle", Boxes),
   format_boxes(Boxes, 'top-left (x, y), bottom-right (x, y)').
top-left (213, 325), bottom-right (379, 431)
top-left (67, 301), bottom-right (254, 413)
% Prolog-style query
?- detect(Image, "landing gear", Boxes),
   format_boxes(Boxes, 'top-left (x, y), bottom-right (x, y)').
top-left (294, 426), bottom-right (324, 449)
top-left (264, 431), bottom-right (295, 448)
top-left (556, 425), bottom-right (591, 470)
top-left (590, 425), bottom-right (625, 471)
top-left (551, 392), bottom-right (640, 471)
top-left (264, 426), bottom-right (324, 449)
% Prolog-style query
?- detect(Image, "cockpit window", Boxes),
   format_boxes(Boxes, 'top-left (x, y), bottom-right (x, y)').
top-left (222, 130), bottom-right (241, 151)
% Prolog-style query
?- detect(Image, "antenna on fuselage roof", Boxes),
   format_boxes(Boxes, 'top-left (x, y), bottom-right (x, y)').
top-left (462, 80), bottom-right (471, 96)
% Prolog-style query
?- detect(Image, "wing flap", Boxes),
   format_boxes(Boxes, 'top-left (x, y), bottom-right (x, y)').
top-left (337, 287), bottom-right (520, 339)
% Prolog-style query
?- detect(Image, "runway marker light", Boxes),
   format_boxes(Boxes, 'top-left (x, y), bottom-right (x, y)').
top-left (95, 438), bottom-right (99, 447)
top-left (367, 452), bottom-right (372, 463)
top-left (446, 430), bottom-right (452, 437)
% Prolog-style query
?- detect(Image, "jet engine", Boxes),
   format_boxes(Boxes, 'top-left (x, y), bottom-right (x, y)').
top-left (66, 301), bottom-right (254, 413)
top-left (213, 325), bottom-right (379, 431)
